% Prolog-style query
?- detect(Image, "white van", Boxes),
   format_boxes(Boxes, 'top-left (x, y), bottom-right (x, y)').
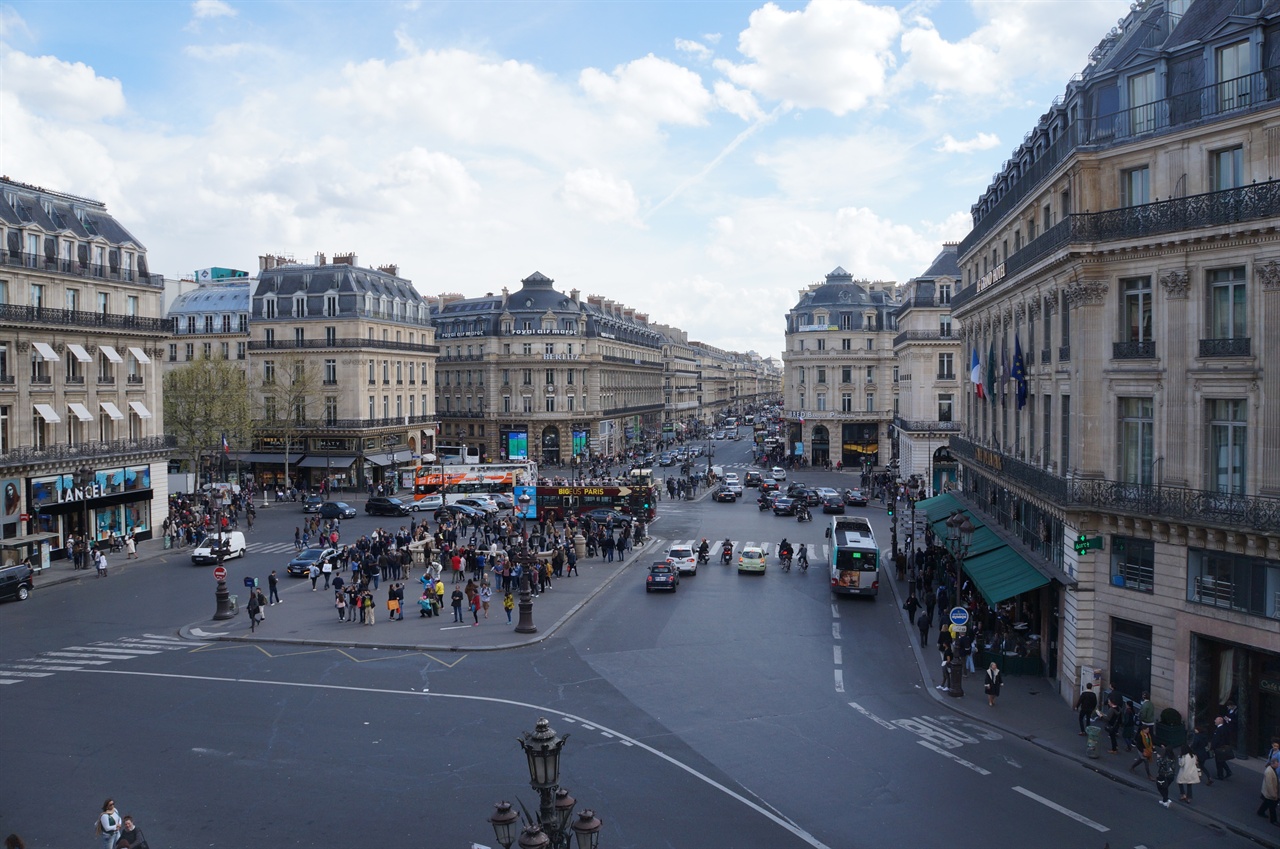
top-left (191, 531), bottom-right (247, 565)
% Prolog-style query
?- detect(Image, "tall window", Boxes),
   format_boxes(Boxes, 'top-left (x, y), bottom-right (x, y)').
top-left (324, 359), bottom-right (337, 384)
top-left (1111, 536), bottom-right (1155, 593)
top-left (1207, 399), bottom-right (1246, 494)
top-left (865, 393), bottom-right (874, 412)
top-left (938, 393), bottom-right (953, 422)
top-left (937, 353), bottom-right (954, 380)
top-left (940, 315), bottom-right (952, 337)
top-left (1118, 397), bottom-right (1154, 485)
top-left (1122, 276), bottom-right (1154, 343)
top-left (816, 393), bottom-right (826, 411)
top-left (816, 367), bottom-right (826, 384)
top-left (1208, 267), bottom-right (1246, 340)
top-left (841, 366), bottom-right (852, 384)
top-left (841, 393), bottom-right (852, 412)
top-left (263, 361), bottom-right (275, 384)
top-left (30, 283), bottom-right (45, 308)
top-left (1210, 145), bottom-right (1244, 191)
top-left (1061, 395), bottom-right (1072, 471)
top-left (1216, 40), bottom-right (1251, 111)
top-left (325, 294), bottom-right (338, 317)
top-left (1122, 166), bottom-right (1150, 207)
top-left (324, 397), bottom-right (338, 424)
top-left (1127, 70), bottom-right (1157, 133)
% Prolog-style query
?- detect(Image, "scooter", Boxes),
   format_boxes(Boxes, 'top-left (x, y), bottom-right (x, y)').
top-left (796, 506), bottom-right (811, 523)
top-left (779, 548), bottom-right (793, 572)
top-left (696, 549), bottom-right (710, 567)
top-left (721, 544), bottom-right (733, 565)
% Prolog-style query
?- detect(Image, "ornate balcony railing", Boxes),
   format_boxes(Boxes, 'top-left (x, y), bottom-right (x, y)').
top-left (0, 250), bottom-right (165, 288)
top-left (601, 354), bottom-right (663, 368)
top-left (949, 435), bottom-right (1068, 502)
top-left (893, 329), bottom-right (956, 347)
top-left (0, 303), bottom-right (169, 333)
top-left (1058, 345), bottom-right (1071, 362)
top-left (1199, 337), bottom-right (1251, 358)
top-left (1069, 479), bottom-right (1280, 535)
top-left (894, 416), bottom-right (961, 433)
top-left (1113, 341), bottom-right (1156, 360)
top-left (786, 410), bottom-right (893, 422)
top-left (438, 354), bottom-right (485, 362)
top-left (255, 415), bottom-right (435, 432)
top-left (248, 338), bottom-right (439, 354)
top-left (0, 435), bottom-right (176, 470)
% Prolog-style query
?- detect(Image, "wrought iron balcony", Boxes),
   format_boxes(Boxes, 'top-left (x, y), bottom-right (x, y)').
top-left (894, 416), bottom-right (960, 433)
top-left (0, 435), bottom-right (176, 471)
top-left (31, 375), bottom-right (51, 385)
top-left (1113, 341), bottom-right (1156, 360)
top-left (893, 329), bottom-right (957, 347)
top-left (0, 303), bottom-right (168, 333)
top-left (1058, 345), bottom-right (1071, 362)
top-left (1040, 349), bottom-right (1051, 365)
top-left (1199, 337), bottom-right (1251, 358)
top-left (949, 435), bottom-right (1068, 502)
top-left (248, 338), bottom-right (439, 354)
top-left (1069, 479), bottom-right (1280, 535)
top-left (0, 250), bottom-right (165, 288)
top-left (438, 354), bottom-right (485, 362)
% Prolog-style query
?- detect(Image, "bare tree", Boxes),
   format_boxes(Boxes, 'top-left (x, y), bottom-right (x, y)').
top-left (253, 354), bottom-right (316, 490)
top-left (163, 354), bottom-right (252, 483)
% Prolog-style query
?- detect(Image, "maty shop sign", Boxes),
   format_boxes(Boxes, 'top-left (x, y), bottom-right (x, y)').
top-left (59, 482), bottom-right (105, 503)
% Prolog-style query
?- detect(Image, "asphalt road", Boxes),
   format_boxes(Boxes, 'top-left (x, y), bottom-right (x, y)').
top-left (0, 438), bottom-right (1259, 848)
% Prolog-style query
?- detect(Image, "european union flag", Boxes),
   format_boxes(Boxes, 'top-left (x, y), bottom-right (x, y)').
top-left (1013, 333), bottom-right (1028, 410)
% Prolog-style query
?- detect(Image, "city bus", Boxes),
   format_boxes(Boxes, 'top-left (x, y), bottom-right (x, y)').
top-left (527, 469), bottom-right (657, 523)
top-left (411, 461), bottom-right (537, 505)
top-left (824, 516), bottom-right (880, 598)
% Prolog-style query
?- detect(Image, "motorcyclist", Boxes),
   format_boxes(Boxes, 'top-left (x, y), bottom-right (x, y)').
top-left (721, 538), bottom-right (734, 564)
top-left (697, 539), bottom-right (710, 564)
top-left (778, 538), bottom-right (793, 566)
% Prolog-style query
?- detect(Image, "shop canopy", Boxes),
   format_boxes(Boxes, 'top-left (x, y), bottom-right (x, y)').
top-left (295, 456), bottom-right (356, 469)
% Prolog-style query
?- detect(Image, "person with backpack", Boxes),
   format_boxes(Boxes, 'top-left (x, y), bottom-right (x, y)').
top-left (1155, 745), bottom-right (1178, 807)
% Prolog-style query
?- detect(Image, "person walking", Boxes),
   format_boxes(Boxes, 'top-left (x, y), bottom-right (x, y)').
top-left (124, 533), bottom-right (137, 560)
top-left (916, 610), bottom-right (930, 646)
top-left (983, 661), bottom-right (1003, 707)
top-left (246, 589), bottom-right (262, 633)
top-left (268, 570), bottom-right (281, 605)
top-left (1189, 723), bottom-right (1214, 786)
top-left (1211, 715), bottom-right (1235, 780)
top-left (1176, 744), bottom-right (1201, 803)
top-left (1103, 698), bottom-right (1123, 754)
top-left (451, 587), bottom-right (465, 623)
top-left (335, 589), bottom-right (347, 621)
top-left (504, 590), bottom-right (514, 624)
top-left (95, 548), bottom-right (109, 577)
top-left (362, 589), bottom-right (376, 626)
top-left (1130, 724), bottom-right (1155, 779)
top-left (97, 799), bottom-right (122, 849)
top-left (470, 589), bottom-right (481, 625)
top-left (308, 563), bottom-right (320, 591)
top-left (1074, 682), bottom-right (1099, 736)
top-left (480, 583), bottom-right (492, 619)
top-left (1155, 745), bottom-right (1177, 808)
top-left (386, 584), bottom-right (401, 622)
top-left (321, 558), bottom-right (333, 590)
top-left (903, 592), bottom-right (920, 624)
top-left (1259, 759), bottom-right (1279, 825)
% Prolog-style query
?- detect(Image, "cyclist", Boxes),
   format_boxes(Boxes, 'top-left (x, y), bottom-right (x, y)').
top-left (778, 538), bottom-right (793, 571)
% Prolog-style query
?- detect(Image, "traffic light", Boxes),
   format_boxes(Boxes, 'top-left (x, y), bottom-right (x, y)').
top-left (886, 503), bottom-right (894, 518)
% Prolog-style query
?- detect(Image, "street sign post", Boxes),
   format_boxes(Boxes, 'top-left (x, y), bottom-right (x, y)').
top-left (948, 606), bottom-right (970, 627)
top-left (213, 566), bottom-right (227, 581)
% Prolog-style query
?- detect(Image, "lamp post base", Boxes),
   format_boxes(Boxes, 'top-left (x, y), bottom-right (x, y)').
top-left (213, 578), bottom-right (237, 620)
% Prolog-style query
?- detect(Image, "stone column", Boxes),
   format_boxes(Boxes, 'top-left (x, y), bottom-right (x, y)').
top-left (1258, 260), bottom-right (1280, 496)
top-left (1159, 268), bottom-right (1191, 487)
top-left (1066, 281), bottom-right (1108, 479)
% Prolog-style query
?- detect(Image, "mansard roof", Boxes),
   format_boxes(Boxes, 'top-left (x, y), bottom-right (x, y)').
top-left (168, 281), bottom-right (251, 316)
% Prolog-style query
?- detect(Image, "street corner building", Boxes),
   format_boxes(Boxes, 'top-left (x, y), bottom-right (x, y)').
top-left (0, 177), bottom-right (172, 570)
top-left (940, 0), bottom-right (1280, 757)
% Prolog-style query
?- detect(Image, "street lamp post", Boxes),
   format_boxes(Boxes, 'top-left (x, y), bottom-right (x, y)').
top-left (943, 511), bottom-right (974, 697)
top-left (487, 718), bottom-right (602, 849)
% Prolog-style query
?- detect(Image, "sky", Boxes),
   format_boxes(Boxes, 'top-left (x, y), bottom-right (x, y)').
top-left (0, 0), bottom-right (1132, 358)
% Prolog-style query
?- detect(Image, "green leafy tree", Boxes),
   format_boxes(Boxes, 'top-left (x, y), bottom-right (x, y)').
top-left (163, 355), bottom-right (252, 481)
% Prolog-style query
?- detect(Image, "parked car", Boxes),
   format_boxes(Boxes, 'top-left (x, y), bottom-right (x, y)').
top-left (488, 493), bottom-right (515, 511)
top-left (772, 496), bottom-right (797, 516)
top-left (712, 486), bottom-right (737, 503)
top-left (0, 562), bottom-right (34, 602)
top-left (646, 562), bottom-right (680, 592)
top-left (821, 492), bottom-right (846, 514)
top-left (666, 545), bottom-right (698, 575)
top-left (191, 531), bottom-right (247, 564)
top-left (408, 494), bottom-right (444, 512)
top-left (743, 470), bottom-right (763, 488)
top-left (844, 488), bottom-right (868, 507)
top-left (318, 501), bottom-right (357, 520)
top-left (737, 547), bottom-right (766, 575)
top-left (287, 547), bottom-right (338, 577)
top-left (366, 496), bottom-right (411, 516)
top-left (302, 495), bottom-right (324, 513)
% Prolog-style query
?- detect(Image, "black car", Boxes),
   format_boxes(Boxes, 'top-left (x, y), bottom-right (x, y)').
top-left (286, 547), bottom-right (338, 577)
top-left (844, 488), bottom-right (868, 507)
top-left (0, 562), bottom-right (34, 602)
top-left (318, 501), bottom-right (357, 519)
top-left (302, 495), bottom-right (324, 513)
top-left (772, 496), bottom-right (797, 516)
top-left (582, 508), bottom-right (629, 525)
top-left (366, 496), bottom-right (410, 516)
top-left (821, 493), bottom-right (845, 514)
top-left (434, 503), bottom-right (486, 522)
top-left (743, 470), bottom-right (763, 488)
top-left (712, 487), bottom-right (737, 503)
top-left (790, 487), bottom-right (820, 506)
top-left (645, 562), bottom-right (679, 592)
top-left (759, 479), bottom-right (780, 494)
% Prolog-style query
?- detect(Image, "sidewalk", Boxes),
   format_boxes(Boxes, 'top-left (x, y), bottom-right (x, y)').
top-left (177, 537), bottom-right (661, 651)
top-left (884, 568), bottom-right (1277, 845)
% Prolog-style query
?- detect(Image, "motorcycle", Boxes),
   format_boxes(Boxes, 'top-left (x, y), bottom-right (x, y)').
top-left (721, 544), bottom-right (734, 565)
top-left (779, 547), bottom-right (793, 572)
top-left (696, 549), bottom-right (710, 566)
top-left (796, 506), bottom-right (811, 523)
top-left (758, 497), bottom-right (771, 511)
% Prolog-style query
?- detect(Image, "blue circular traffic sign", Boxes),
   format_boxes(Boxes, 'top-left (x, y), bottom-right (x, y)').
top-left (948, 606), bottom-right (970, 626)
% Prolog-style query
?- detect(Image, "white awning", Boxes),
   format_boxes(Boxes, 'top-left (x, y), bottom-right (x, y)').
top-left (99, 401), bottom-right (124, 420)
top-left (68, 402), bottom-right (94, 422)
top-left (99, 345), bottom-right (123, 363)
top-left (127, 400), bottom-right (152, 419)
top-left (67, 343), bottom-right (92, 363)
top-left (32, 342), bottom-right (59, 362)
top-left (33, 403), bottom-right (62, 424)
top-left (128, 346), bottom-right (151, 365)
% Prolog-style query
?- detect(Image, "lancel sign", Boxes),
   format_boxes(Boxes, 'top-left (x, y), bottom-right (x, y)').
top-left (59, 481), bottom-right (105, 503)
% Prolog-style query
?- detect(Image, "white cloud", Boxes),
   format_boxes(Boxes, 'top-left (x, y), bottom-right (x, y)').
top-left (754, 129), bottom-right (921, 206)
top-left (183, 42), bottom-right (276, 61)
top-left (579, 54), bottom-right (712, 131)
top-left (675, 38), bottom-right (712, 62)
top-left (0, 6), bottom-right (33, 41)
top-left (0, 51), bottom-right (126, 122)
top-left (935, 132), bottom-right (1000, 154)
top-left (560, 168), bottom-right (641, 225)
top-left (713, 80), bottom-right (763, 121)
top-left (703, 33), bottom-right (722, 46)
top-left (715, 0), bottom-right (901, 115)
top-left (192, 0), bottom-right (236, 19)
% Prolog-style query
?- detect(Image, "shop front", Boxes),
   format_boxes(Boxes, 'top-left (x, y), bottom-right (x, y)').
top-left (26, 465), bottom-right (155, 553)
top-left (1189, 630), bottom-right (1280, 761)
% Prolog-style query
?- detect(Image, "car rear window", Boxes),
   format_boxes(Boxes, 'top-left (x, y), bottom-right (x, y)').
top-left (669, 548), bottom-right (693, 558)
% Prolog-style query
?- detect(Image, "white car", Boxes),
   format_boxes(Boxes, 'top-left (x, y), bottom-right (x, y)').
top-left (723, 473), bottom-right (743, 496)
top-left (408, 494), bottom-right (444, 512)
top-left (666, 545), bottom-right (698, 575)
top-left (771, 466), bottom-right (787, 481)
top-left (191, 531), bottom-right (247, 564)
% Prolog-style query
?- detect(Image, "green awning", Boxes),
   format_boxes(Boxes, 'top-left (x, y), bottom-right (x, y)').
top-left (916, 492), bottom-right (961, 523)
top-left (961, 546), bottom-right (1049, 606)
top-left (929, 518), bottom-right (1004, 558)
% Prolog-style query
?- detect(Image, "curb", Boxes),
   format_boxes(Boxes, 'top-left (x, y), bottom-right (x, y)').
top-left (178, 537), bottom-right (661, 652)
top-left (883, 567), bottom-right (1275, 846)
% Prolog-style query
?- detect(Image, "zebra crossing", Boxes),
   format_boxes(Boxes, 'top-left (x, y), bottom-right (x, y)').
top-left (658, 538), bottom-right (829, 560)
top-left (0, 633), bottom-right (189, 686)
top-left (247, 541), bottom-right (303, 555)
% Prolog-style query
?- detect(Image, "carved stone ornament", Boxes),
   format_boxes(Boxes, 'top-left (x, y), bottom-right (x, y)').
top-left (1002, 305), bottom-right (1013, 326)
top-left (1066, 280), bottom-right (1107, 308)
top-left (1159, 268), bottom-right (1190, 300)
top-left (15, 341), bottom-right (29, 353)
top-left (1014, 302), bottom-right (1026, 322)
top-left (1027, 299), bottom-right (1042, 320)
top-left (1257, 259), bottom-right (1280, 290)
top-left (1044, 292), bottom-right (1058, 315)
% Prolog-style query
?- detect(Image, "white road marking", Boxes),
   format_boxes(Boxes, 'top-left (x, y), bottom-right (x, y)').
top-left (27, 657), bottom-right (110, 665)
top-left (830, 603), bottom-right (840, 619)
top-left (833, 645), bottom-right (842, 666)
top-left (1001, 755), bottom-right (1022, 769)
top-left (0, 671), bottom-right (53, 678)
top-left (917, 740), bottom-right (991, 775)
top-left (832, 623), bottom-right (841, 640)
top-left (0, 680), bottom-right (21, 685)
top-left (43, 651), bottom-right (139, 661)
top-left (1011, 786), bottom-right (1109, 833)
top-left (600, 732), bottom-right (614, 738)
top-left (847, 702), bottom-right (897, 731)
top-left (79, 668), bottom-right (833, 849)
top-left (66, 646), bottom-right (159, 655)
top-left (834, 670), bottom-right (844, 693)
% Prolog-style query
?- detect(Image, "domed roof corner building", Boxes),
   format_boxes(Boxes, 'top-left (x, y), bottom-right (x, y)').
top-left (938, 0), bottom-right (1280, 744)
top-left (780, 266), bottom-right (900, 471)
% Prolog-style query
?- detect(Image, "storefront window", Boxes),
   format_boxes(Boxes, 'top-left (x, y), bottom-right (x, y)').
top-left (1110, 536), bottom-right (1155, 593)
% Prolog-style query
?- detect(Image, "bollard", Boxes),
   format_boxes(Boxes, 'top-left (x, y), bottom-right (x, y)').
top-left (1085, 724), bottom-right (1102, 758)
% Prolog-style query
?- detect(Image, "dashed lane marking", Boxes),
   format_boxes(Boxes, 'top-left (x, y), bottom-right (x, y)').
top-left (1011, 786), bottom-right (1109, 833)
top-left (833, 646), bottom-right (842, 666)
top-left (834, 670), bottom-right (844, 693)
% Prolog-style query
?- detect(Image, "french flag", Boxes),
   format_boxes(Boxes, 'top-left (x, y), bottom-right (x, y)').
top-left (222, 434), bottom-right (230, 455)
top-left (970, 349), bottom-right (985, 399)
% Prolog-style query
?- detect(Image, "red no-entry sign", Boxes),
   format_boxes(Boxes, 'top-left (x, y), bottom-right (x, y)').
top-left (213, 566), bottom-right (227, 581)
